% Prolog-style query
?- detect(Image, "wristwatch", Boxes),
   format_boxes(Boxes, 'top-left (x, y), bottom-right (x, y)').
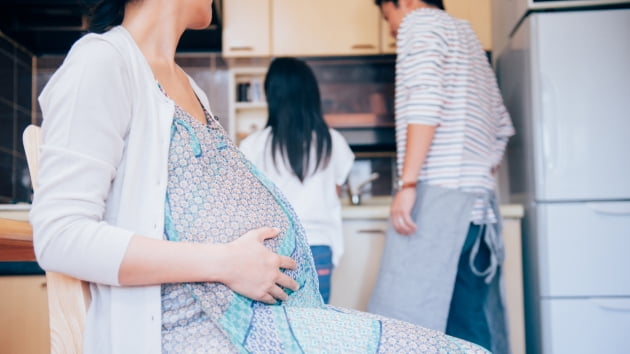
top-left (395, 179), bottom-right (417, 191)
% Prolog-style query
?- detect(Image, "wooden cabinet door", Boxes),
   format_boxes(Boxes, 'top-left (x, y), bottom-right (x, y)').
top-left (380, 18), bottom-right (396, 54)
top-left (329, 219), bottom-right (387, 311)
top-left (444, 0), bottom-right (492, 51)
top-left (222, 0), bottom-right (271, 57)
top-left (468, 0), bottom-right (492, 51)
top-left (272, 0), bottom-right (381, 56)
top-left (0, 275), bottom-right (50, 354)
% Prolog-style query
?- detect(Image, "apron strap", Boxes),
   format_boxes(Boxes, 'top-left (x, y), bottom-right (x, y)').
top-left (468, 192), bottom-right (501, 284)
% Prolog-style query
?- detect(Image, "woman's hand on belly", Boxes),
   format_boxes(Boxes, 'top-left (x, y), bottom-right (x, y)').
top-left (218, 227), bottom-right (298, 304)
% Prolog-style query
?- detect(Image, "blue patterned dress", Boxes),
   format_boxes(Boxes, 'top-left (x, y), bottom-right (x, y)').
top-left (160, 102), bottom-right (489, 353)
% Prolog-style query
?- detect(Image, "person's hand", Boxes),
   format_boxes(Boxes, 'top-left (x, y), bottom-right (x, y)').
top-left (220, 227), bottom-right (298, 304)
top-left (390, 188), bottom-right (417, 235)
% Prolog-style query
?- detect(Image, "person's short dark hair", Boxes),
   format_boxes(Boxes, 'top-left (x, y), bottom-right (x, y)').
top-left (374, 0), bottom-right (445, 10)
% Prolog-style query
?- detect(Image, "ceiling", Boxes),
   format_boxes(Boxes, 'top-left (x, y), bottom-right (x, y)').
top-left (0, 0), bottom-right (222, 56)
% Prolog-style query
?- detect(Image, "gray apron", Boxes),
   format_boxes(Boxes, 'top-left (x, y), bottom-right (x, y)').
top-left (368, 183), bottom-right (510, 354)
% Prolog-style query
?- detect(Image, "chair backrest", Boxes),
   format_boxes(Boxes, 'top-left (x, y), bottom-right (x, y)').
top-left (23, 124), bottom-right (91, 354)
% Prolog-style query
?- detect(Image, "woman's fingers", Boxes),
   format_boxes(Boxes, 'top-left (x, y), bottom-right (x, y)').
top-left (278, 255), bottom-right (297, 270)
top-left (276, 271), bottom-right (298, 292)
top-left (259, 293), bottom-right (277, 305)
top-left (254, 226), bottom-right (281, 242)
top-left (223, 226), bottom-right (302, 303)
top-left (268, 285), bottom-right (289, 302)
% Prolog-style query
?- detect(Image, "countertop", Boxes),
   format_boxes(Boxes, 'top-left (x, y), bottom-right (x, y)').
top-left (0, 204), bottom-right (41, 276)
top-left (342, 196), bottom-right (524, 220)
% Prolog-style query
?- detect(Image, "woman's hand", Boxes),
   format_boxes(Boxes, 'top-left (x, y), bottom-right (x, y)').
top-left (390, 188), bottom-right (417, 235)
top-left (219, 227), bottom-right (298, 304)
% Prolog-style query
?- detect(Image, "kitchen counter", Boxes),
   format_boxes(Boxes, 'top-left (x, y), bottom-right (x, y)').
top-left (341, 196), bottom-right (524, 220)
top-left (0, 203), bottom-right (30, 221)
top-left (0, 204), bottom-right (41, 275)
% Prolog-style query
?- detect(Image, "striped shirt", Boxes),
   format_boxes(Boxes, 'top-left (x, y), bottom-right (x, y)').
top-left (395, 9), bottom-right (514, 223)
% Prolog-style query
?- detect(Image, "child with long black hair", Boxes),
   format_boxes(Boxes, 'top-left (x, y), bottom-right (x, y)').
top-left (240, 57), bottom-right (355, 303)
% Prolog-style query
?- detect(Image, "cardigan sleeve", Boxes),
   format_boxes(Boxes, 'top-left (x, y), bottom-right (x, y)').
top-left (31, 36), bottom-right (135, 286)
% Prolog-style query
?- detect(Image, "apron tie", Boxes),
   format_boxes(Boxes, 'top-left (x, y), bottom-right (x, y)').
top-left (468, 192), bottom-right (503, 284)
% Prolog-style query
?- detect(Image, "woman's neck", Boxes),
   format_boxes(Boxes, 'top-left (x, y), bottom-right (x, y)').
top-left (121, 1), bottom-right (183, 68)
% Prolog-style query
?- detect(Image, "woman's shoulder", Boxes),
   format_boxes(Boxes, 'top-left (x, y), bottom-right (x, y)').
top-left (65, 28), bottom-right (130, 64)
top-left (40, 28), bottom-right (134, 99)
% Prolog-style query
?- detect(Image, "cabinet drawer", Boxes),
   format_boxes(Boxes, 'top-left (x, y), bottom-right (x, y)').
top-left (330, 220), bottom-right (387, 311)
top-left (541, 298), bottom-right (630, 354)
top-left (538, 202), bottom-right (630, 297)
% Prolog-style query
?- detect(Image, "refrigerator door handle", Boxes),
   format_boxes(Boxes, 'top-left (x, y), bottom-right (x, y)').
top-left (589, 298), bottom-right (630, 312)
top-left (540, 73), bottom-right (560, 176)
top-left (586, 202), bottom-right (630, 216)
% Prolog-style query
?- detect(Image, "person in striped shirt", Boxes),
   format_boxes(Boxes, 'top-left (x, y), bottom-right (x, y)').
top-left (368, 0), bottom-right (515, 352)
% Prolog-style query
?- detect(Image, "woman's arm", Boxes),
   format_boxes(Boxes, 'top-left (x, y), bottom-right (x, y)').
top-left (119, 227), bottom-right (298, 304)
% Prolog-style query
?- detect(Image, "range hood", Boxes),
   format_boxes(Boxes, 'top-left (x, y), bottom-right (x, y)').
top-left (0, 0), bottom-right (223, 55)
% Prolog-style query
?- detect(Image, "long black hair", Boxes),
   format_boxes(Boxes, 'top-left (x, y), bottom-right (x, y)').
top-left (88, 0), bottom-right (131, 33)
top-left (264, 57), bottom-right (332, 183)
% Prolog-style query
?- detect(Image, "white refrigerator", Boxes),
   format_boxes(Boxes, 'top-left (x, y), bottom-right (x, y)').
top-left (496, 5), bottom-right (630, 354)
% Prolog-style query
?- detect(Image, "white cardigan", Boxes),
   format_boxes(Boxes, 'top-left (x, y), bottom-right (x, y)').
top-left (31, 26), bottom-right (211, 353)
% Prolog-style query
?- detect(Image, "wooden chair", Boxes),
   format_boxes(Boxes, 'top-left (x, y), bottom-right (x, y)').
top-left (22, 124), bottom-right (90, 354)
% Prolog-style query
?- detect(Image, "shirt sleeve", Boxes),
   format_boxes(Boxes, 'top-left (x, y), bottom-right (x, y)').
top-left (30, 37), bottom-right (135, 286)
top-left (491, 88), bottom-right (515, 166)
top-left (399, 27), bottom-right (448, 126)
top-left (330, 130), bottom-right (355, 185)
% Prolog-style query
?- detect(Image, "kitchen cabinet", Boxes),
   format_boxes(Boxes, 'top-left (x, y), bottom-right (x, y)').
top-left (272, 0), bottom-right (381, 56)
top-left (227, 67), bottom-right (268, 144)
top-left (329, 218), bottom-right (387, 311)
top-left (380, 19), bottom-right (396, 54)
top-left (444, 0), bottom-right (493, 50)
top-left (0, 275), bottom-right (50, 354)
top-left (222, 0), bottom-right (271, 57)
top-left (502, 214), bottom-right (526, 354)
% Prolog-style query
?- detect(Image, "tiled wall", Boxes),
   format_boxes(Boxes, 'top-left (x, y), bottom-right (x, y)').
top-left (0, 33), bottom-right (33, 203)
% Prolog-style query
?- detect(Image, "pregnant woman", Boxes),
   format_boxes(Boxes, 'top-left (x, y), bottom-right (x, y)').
top-left (30, 0), bottom-right (488, 352)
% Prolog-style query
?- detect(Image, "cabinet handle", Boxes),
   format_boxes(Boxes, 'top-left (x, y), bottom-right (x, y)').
top-left (351, 44), bottom-right (375, 50)
top-left (358, 229), bottom-right (385, 234)
top-left (229, 46), bottom-right (254, 51)
top-left (389, 43), bottom-right (396, 48)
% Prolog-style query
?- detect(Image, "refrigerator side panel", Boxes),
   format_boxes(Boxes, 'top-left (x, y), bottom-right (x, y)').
top-left (499, 18), bottom-right (545, 354)
top-left (499, 15), bottom-right (539, 206)
top-left (532, 9), bottom-right (630, 201)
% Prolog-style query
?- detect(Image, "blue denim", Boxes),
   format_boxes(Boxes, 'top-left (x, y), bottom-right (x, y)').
top-left (310, 245), bottom-right (333, 304)
top-left (445, 223), bottom-right (492, 351)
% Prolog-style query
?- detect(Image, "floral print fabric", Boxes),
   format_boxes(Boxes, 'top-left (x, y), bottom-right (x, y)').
top-left (160, 103), bottom-right (488, 354)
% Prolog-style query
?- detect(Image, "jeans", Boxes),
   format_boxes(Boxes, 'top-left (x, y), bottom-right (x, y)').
top-left (445, 223), bottom-right (492, 351)
top-left (310, 245), bottom-right (333, 304)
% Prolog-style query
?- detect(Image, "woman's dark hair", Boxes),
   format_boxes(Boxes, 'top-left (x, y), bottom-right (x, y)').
top-left (264, 57), bottom-right (332, 183)
top-left (88, 0), bottom-right (131, 33)
top-left (374, 0), bottom-right (444, 10)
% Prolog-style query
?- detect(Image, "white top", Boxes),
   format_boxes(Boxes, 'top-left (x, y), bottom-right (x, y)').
top-left (31, 26), bottom-right (211, 353)
top-left (394, 9), bottom-right (514, 223)
top-left (239, 127), bottom-right (354, 265)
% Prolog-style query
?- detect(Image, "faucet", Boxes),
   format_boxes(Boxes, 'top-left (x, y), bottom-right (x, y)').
top-left (346, 172), bottom-right (379, 206)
